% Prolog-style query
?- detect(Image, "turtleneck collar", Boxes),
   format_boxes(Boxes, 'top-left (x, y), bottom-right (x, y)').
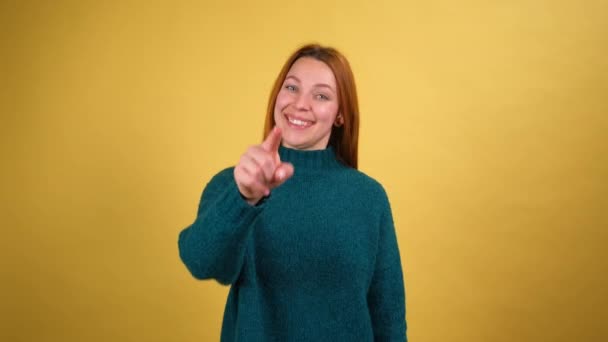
top-left (278, 145), bottom-right (343, 170)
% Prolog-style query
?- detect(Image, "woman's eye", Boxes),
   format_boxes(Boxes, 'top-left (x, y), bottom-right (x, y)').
top-left (315, 94), bottom-right (330, 100)
top-left (285, 85), bottom-right (297, 92)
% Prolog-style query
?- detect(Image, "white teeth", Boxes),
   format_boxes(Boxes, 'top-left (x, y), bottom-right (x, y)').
top-left (288, 116), bottom-right (311, 127)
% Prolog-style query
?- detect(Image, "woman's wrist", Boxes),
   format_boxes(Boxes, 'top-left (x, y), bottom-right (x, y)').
top-left (239, 191), bottom-right (267, 206)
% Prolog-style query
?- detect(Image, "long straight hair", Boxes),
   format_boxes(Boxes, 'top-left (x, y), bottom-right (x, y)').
top-left (263, 44), bottom-right (360, 169)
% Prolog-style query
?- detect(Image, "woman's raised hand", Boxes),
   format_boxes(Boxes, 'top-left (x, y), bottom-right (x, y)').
top-left (234, 127), bottom-right (294, 205)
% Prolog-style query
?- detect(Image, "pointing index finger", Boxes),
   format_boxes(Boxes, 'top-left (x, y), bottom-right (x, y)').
top-left (261, 126), bottom-right (282, 152)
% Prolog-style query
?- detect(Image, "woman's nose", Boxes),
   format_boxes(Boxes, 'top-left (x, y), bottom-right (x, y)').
top-left (293, 93), bottom-right (311, 111)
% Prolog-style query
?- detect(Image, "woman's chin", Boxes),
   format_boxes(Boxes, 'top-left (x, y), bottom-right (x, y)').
top-left (281, 133), bottom-right (306, 149)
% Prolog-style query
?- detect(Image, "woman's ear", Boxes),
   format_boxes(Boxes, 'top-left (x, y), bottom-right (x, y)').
top-left (334, 113), bottom-right (344, 127)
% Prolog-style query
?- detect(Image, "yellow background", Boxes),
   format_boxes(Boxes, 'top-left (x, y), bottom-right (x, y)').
top-left (2, 0), bottom-right (607, 341)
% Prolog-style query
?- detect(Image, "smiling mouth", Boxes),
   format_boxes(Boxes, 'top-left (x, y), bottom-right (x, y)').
top-left (285, 114), bottom-right (314, 128)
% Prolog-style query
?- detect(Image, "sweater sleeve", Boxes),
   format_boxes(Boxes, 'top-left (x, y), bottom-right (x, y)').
top-left (178, 167), bottom-right (263, 285)
top-left (368, 195), bottom-right (407, 341)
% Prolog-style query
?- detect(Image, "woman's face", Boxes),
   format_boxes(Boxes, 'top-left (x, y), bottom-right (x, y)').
top-left (274, 57), bottom-right (340, 150)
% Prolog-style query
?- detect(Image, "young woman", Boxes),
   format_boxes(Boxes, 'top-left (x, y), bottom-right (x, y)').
top-left (178, 44), bottom-right (407, 341)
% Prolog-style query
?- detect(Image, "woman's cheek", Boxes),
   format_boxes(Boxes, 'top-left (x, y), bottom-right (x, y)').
top-left (318, 103), bottom-right (339, 122)
top-left (274, 93), bottom-right (290, 111)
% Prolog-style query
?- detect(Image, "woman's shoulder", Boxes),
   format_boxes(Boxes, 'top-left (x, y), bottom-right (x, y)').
top-left (202, 166), bottom-right (236, 189)
top-left (340, 167), bottom-right (390, 200)
top-left (212, 166), bottom-right (235, 180)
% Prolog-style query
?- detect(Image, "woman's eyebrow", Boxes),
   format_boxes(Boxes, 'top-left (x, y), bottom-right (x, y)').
top-left (285, 75), bottom-right (301, 82)
top-left (285, 75), bottom-right (335, 93)
top-left (314, 84), bottom-right (334, 92)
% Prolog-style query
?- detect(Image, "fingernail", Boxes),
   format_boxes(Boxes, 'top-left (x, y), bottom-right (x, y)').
top-left (277, 170), bottom-right (285, 180)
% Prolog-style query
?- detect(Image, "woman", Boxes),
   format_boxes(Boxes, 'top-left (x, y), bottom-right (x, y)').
top-left (178, 44), bottom-right (407, 341)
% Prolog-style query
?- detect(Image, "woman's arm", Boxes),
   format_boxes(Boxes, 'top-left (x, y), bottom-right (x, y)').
top-left (179, 129), bottom-right (292, 285)
top-left (178, 167), bottom-right (263, 285)
top-left (368, 197), bottom-right (407, 341)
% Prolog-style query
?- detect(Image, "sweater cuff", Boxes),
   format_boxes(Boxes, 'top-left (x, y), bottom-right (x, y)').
top-left (214, 177), bottom-right (265, 226)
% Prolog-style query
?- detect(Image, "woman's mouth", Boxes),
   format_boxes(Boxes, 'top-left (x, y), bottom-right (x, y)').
top-left (285, 114), bottom-right (314, 128)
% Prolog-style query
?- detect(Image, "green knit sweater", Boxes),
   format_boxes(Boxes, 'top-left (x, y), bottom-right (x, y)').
top-left (178, 146), bottom-right (407, 341)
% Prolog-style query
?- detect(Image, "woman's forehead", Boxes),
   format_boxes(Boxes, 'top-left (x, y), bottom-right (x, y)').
top-left (287, 57), bottom-right (336, 86)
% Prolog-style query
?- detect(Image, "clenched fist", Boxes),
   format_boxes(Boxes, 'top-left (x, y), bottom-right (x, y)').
top-left (234, 127), bottom-right (294, 205)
